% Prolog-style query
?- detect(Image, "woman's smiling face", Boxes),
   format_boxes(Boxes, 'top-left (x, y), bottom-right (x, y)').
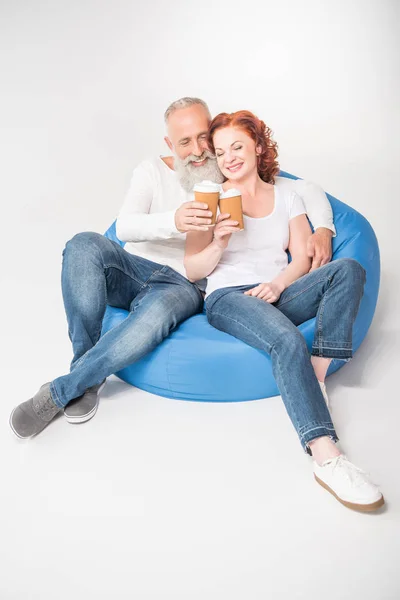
top-left (213, 126), bottom-right (261, 181)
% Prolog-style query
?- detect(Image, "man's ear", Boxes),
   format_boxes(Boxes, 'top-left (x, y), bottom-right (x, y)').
top-left (164, 136), bottom-right (174, 153)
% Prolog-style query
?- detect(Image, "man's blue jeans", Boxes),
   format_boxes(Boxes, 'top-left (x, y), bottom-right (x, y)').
top-left (50, 232), bottom-right (204, 408)
top-left (205, 258), bottom-right (366, 451)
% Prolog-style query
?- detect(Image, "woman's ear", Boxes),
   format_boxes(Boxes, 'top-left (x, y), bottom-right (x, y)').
top-left (256, 144), bottom-right (262, 156)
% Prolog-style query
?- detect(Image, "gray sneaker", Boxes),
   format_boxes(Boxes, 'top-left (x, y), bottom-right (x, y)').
top-left (10, 382), bottom-right (61, 439)
top-left (63, 380), bottom-right (106, 424)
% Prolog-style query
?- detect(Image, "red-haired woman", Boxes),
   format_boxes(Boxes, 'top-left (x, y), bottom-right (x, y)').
top-left (184, 110), bottom-right (383, 512)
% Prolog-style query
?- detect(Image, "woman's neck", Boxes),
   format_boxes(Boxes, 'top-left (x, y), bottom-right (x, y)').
top-left (224, 171), bottom-right (269, 199)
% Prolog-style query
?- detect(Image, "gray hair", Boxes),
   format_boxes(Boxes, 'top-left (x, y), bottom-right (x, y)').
top-left (164, 97), bottom-right (211, 123)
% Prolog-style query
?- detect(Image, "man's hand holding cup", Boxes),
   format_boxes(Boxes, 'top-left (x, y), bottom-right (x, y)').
top-left (175, 180), bottom-right (221, 233)
top-left (174, 201), bottom-right (214, 233)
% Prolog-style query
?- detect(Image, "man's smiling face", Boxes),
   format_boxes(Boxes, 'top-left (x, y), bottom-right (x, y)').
top-left (165, 103), bottom-right (210, 163)
top-left (165, 103), bottom-right (225, 191)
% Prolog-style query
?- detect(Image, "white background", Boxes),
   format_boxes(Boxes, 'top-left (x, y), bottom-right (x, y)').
top-left (0, 1), bottom-right (399, 599)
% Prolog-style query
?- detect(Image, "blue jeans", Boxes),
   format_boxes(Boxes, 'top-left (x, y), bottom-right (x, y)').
top-left (205, 258), bottom-right (366, 451)
top-left (50, 232), bottom-right (204, 408)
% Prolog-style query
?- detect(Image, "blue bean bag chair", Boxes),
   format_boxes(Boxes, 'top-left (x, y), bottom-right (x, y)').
top-left (101, 171), bottom-right (380, 401)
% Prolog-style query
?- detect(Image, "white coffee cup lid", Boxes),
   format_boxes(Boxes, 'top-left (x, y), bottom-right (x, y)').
top-left (193, 180), bottom-right (221, 193)
top-left (219, 188), bottom-right (241, 199)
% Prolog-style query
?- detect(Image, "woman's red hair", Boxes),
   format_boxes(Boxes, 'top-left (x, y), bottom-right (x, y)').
top-left (207, 110), bottom-right (279, 184)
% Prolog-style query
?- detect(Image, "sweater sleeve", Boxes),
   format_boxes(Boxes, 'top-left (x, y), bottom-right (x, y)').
top-left (291, 179), bottom-right (336, 237)
top-left (116, 162), bottom-right (184, 243)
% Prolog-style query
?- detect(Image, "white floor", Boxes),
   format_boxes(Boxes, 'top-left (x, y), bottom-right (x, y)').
top-left (1, 233), bottom-right (399, 600)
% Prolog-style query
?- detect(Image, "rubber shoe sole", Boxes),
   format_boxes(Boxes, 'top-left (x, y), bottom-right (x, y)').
top-left (314, 474), bottom-right (385, 512)
top-left (64, 381), bottom-right (106, 425)
top-left (9, 406), bottom-right (55, 439)
top-left (9, 406), bottom-right (49, 439)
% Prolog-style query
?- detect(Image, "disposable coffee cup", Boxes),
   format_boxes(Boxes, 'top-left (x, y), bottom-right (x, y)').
top-left (219, 188), bottom-right (244, 230)
top-left (193, 180), bottom-right (221, 225)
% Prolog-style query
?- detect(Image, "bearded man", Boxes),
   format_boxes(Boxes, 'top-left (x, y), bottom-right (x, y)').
top-left (10, 97), bottom-right (335, 438)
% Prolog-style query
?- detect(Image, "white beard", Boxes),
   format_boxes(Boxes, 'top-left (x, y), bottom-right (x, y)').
top-left (174, 149), bottom-right (225, 192)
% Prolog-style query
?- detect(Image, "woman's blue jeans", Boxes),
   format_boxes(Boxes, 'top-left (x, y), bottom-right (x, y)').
top-left (50, 232), bottom-right (204, 408)
top-left (205, 258), bottom-right (366, 452)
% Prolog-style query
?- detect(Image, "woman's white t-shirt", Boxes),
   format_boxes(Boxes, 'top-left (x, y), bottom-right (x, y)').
top-left (205, 186), bottom-right (306, 298)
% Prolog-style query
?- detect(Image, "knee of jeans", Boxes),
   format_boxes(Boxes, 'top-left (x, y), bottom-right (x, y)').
top-left (274, 327), bottom-right (307, 353)
top-left (63, 231), bottom-right (105, 258)
top-left (336, 258), bottom-right (366, 285)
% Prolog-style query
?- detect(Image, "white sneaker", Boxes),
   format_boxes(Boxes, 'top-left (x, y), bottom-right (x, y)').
top-left (319, 381), bottom-right (330, 408)
top-left (313, 455), bottom-right (384, 512)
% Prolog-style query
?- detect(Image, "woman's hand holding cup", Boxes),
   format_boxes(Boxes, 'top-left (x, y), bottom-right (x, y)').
top-left (213, 213), bottom-right (239, 249)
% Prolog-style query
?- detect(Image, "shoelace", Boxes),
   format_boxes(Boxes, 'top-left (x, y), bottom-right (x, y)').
top-left (34, 393), bottom-right (58, 417)
top-left (325, 455), bottom-right (377, 488)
